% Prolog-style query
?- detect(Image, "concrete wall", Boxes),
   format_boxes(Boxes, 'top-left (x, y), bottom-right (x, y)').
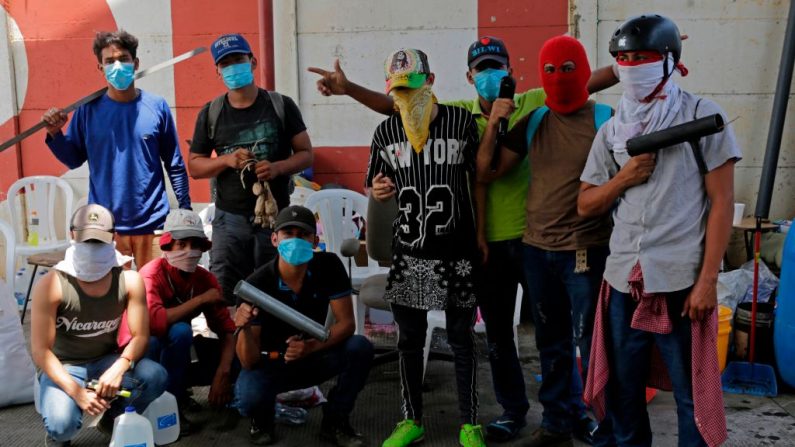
top-left (572, 0), bottom-right (795, 223)
top-left (284, 0), bottom-right (567, 189)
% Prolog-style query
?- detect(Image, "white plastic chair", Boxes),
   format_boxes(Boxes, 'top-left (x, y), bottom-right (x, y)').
top-left (7, 176), bottom-right (74, 322)
top-left (7, 176), bottom-right (74, 257)
top-left (304, 189), bottom-right (389, 335)
top-left (423, 284), bottom-right (524, 382)
top-left (0, 219), bottom-right (15, 296)
top-left (197, 204), bottom-right (216, 269)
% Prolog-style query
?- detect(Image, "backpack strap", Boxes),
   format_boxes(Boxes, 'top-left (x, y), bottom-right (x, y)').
top-left (266, 90), bottom-right (285, 131)
top-left (689, 98), bottom-right (708, 175)
top-left (525, 105), bottom-right (550, 146)
top-left (206, 93), bottom-right (226, 141)
top-left (593, 103), bottom-right (613, 130)
top-left (207, 90), bottom-right (287, 141)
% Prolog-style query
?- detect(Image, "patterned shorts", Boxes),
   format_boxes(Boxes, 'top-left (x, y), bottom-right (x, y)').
top-left (384, 252), bottom-right (478, 311)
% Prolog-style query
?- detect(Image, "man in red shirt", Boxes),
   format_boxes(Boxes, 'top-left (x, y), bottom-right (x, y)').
top-left (118, 209), bottom-right (235, 433)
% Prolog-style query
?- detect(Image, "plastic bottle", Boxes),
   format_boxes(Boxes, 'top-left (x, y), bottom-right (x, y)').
top-left (27, 211), bottom-right (39, 246)
top-left (110, 406), bottom-right (154, 447)
top-left (142, 391), bottom-right (180, 445)
top-left (14, 269), bottom-right (26, 310)
top-left (274, 402), bottom-right (308, 426)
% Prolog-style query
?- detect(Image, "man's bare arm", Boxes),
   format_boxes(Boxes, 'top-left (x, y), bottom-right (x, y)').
top-left (308, 59), bottom-right (395, 115)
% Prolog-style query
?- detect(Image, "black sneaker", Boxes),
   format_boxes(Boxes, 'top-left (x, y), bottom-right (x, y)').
top-left (485, 414), bottom-right (526, 442)
top-left (250, 417), bottom-right (275, 446)
top-left (573, 417), bottom-right (599, 445)
top-left (179, 409), bottom-right (193, 437)
top-left (44, 434), bottom-right (71, 446)
top-left (96, 413), bottom-right (115, 437)
top-left (320, 415), bottom-right (367, 447)
top-left (525, 427), bottom-right (573, 447)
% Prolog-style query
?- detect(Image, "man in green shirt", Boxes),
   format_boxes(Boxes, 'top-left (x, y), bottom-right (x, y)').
top-left (309, 37), bottom-right (616, 443)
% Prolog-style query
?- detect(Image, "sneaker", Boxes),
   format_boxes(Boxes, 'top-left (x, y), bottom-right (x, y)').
top-left (458, 424), bottom-right (486, 447)
top-left (250, 417), bottom-right (275, 446)
top-left (44, 434), bottom-right (71, 446)
top-left (485, 415), bottom-right (525, 442)
top-left (320, 415), bottom-right (367, 447)
top-left (96, 412), bottom-right (114, 437)
top-left (382, 420), bottom-right (425, 447)
top-left (573, 417), bottom-right (599, 445)
top-left (524, 427), bottom-right (573, 447)
top-left (179, 409), bottom-right (193, 437)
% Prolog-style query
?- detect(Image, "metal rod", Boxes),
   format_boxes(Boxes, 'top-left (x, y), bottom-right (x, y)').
top-left (756, 1), bottom-right (795, 218)
top-left (234, 280), bottom-right (330, 341)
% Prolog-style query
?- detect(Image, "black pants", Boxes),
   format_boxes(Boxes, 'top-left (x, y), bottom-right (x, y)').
top-left (391, 303), bottom-right (478, 424)
top-left (477, 238), bottom-right (530, 420)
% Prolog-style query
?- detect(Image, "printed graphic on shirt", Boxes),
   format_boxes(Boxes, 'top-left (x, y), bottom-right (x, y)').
top-left (365, 105), bottom-right (478, 257)
top-left (56, 316), bottom-right (121, 338)
top-left (215, 119), bottom-right (280, 162)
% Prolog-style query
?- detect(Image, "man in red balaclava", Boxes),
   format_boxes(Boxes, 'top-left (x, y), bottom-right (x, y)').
top-left (477, 35), bottom-right (614, 447)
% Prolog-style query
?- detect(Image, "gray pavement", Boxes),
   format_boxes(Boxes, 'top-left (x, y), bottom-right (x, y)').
top-left (3, 316), bottom-right (795, 446)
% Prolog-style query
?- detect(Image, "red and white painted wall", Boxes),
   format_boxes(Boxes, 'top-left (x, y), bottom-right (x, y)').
top-left (0, 0), bottom-right (792, 219)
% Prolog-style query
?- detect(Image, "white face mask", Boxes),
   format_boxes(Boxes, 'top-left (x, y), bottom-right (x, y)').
top-left (71, 242), bottom-right (119, 281)
top-left (55, 241), bottom-right (133, 282)
top-left (164, 249), bottom-right (202, 273)
top-left (617, 58), bottom-right (668, 102)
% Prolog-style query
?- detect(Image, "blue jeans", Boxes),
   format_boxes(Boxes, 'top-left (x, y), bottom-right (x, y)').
top-left (147, 322), bottom-right (193, 401)
top-left (211, 208), bottom-right (277, 304)
top-left (477, 238), bottom-right (529, 420)
top-left (598, 287), bottom-right (706, 447)
top-left (235, 335), bottom-right (373, 424)
top-left (522, 244), bottom-right (607, 433)
top-left (39, 355), bottom-right (167, 442)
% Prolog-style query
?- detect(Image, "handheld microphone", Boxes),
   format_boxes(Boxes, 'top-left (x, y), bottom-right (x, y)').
top-left (491, 76), bottom-right (516, 171)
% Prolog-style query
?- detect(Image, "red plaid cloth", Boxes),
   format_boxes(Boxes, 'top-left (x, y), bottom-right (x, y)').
top-left (584, 263), bottom-right (727, 446)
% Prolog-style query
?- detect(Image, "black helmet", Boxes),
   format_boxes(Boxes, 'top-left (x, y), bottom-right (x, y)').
top-left (609, 14), bottom-right (682, 63)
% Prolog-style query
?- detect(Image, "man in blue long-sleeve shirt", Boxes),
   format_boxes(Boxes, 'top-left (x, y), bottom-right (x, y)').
top-left (43, 30), bottom-right (191, 269)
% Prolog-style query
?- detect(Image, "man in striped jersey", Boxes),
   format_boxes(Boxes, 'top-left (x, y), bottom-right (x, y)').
top-left (365, 48), bottom-right (485, 447)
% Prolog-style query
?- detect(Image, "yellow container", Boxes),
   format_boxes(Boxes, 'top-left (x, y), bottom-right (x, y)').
top-left (717, 305), bottom-right (733, 372)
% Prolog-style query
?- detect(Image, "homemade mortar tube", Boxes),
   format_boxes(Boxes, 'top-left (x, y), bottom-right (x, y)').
top-left (626, 113), bottom-right (724, 157)
top-left (234, 280), bottom-right (330, 342)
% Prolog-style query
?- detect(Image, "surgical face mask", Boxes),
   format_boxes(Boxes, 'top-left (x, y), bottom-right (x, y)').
top-left (104, 61), bottom-right (135, 90)
top-left (72, 242), bottom-right (118, 282)
top-left (617, 58), bottom-right (668, 102)
top-left (221, 62), bottom-right (254, 90)
top-left (473, 68), bottom-right (508, 102)
top-left (164, 249), bottom-right (202, 273)
top-left (277, 237), bottom-right (314, 266)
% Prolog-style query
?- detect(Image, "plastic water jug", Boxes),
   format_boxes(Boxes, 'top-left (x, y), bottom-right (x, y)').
top-left (142, 391), bottom-right (180, 445)
top-left (110, 406), bottom-right (154, 447)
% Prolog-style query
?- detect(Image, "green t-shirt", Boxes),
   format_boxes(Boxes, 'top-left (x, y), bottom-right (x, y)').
top-left (444, 88), bottom-right (546, 242)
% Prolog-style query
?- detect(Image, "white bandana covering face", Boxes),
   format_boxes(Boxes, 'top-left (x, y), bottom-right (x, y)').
top-left (608, 56), bottom-right (683, 152)
top-left (164, 249), bottom-right (203, 273)
top-left (55, 241), bottom-right (133, 282)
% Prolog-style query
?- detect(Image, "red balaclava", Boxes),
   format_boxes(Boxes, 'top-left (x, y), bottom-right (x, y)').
top-left (538, 35), bottom-right (591, 115)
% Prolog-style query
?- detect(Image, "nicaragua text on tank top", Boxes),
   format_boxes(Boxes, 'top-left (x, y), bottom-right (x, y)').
top-left (53, 268), bottom-right (127, 364)
top-left (365, 105), bottom-right (480, 259)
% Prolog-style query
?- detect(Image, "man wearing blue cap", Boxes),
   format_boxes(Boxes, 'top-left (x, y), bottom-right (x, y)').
top-left (188, 33), bottom-right (314, 305)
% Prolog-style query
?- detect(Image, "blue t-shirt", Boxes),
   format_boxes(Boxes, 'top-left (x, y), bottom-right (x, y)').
top-left (46, 90), bottom-right (190, 234)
